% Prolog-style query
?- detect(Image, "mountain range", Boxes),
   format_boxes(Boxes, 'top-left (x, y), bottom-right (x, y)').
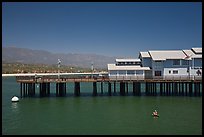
top-left (2, 47), bottom-right (119, 69)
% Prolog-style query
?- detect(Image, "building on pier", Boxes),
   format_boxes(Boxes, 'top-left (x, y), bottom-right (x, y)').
top-left (107, 58), bottom-right (150, 80)
top-left (108, 47), bottom-right (202, 80)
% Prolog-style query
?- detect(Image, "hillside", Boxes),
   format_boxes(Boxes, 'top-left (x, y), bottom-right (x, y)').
top-left (2, 46), bottom-right (118, 69)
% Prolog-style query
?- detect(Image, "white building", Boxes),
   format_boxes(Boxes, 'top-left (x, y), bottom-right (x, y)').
top-left (139, 47), bottom-right (202, 80)
top-left (108, 47), bottom-right (202, 80)
top-left (107, 59), bottom-right (150, 80)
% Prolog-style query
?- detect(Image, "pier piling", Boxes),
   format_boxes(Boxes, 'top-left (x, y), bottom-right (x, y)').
top-left (120, 82), bottom-right (125, 96)
top-left (17, 76), bottom-right (202, 98)
top-left (108, 82), bottom-right (112, 96)
top-left (74, 82), bottom-right (80, 96)
top-left (93, 82), bottom-right (97, 96)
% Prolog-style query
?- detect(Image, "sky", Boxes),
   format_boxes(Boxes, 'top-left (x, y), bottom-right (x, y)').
top-left (2, 2), bottom-right (202, 58)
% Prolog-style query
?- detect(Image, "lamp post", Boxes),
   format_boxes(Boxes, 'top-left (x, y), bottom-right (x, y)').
top-left (58, 59), bottom-right (61, 80)
top-left (91, 62), bottom-right (94, 78)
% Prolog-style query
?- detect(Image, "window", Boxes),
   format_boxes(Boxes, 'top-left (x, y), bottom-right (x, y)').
top-left (136, 70), bottom-right (143, 75)
top-left (118, 70), bottom-right (126, 75)
top-left (155, 71), bottom-right (161, 76)
top-left (127, 70), bottom-right (135, 75)
top-left (182, 60), bottom-right (189, 65)
top-left (110, 70), bottom-right (117, 76)
top-left (169, 70), bottom-right (171, 74)
top-left (154, 60), bottom-right (162, 67)
top-left (173, 70), bottom-right (178, 74)
top-left (173, 60), bottom-right (180, 65)
top-left (155, 60), bottom-right (162, 63)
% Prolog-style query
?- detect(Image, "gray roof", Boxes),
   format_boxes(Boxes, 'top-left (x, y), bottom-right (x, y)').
top-left (183, 49), bottom-right (202, 59)
top-left (148, 50), bottom-right (186, 61)
top-left (139, 52), bottom-right (151, 58)
top-left (192, 47), bottom-right (202, 54)
top-left (107, 64), bottom-right (150, 71)
top-left (183, 49), bottom-right (195, 56)
top-left (116, 59), bottom-right (141, 62)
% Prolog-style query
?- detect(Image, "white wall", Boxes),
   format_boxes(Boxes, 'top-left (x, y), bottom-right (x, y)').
top-left (109, 70), bottom-right (145, 80)
top-left (164, 68), bottom-right (188, 76)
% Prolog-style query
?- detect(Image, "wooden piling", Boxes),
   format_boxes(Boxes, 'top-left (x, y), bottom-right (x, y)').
top-left (185, 82), bottom-right (189, 96)
top-left (160, 82), bottom-right (163, 96)
top-left (114, 82), bottom-right (116, 93)
top-left (181, 82), bottom-right (184, 96)
top-left (20, 83), bottom-right (22, 98)
top-left (56, 83), bottom-right (59, 96)
top-left (126, 82), bottom-right (128, 94)
top-left (133, 82), bottom-right (136, 95)
top-left (16, 75), bottom-right (202, 98)
top-left (101, 82), bottom-right (103, 94)
top-left (120, 82), bottom-right (125, 96)
top-left (74, 82), bottom-right (80, 96)
top-left (198, 82), bottom-right (201, 96)
top-left (189, 82), bottom-right (192, 96)
top-left (93, 82), bottom-right (97, 96)
top-left (108, 82), bottom-right (112, 96)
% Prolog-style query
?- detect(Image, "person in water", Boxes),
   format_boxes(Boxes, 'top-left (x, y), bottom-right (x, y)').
top-left (152, 110), bottom-right (158, 116)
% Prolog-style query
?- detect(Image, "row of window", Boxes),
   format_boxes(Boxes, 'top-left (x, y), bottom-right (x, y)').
top-left (116, 62), bottom-right (141, 66)
top-left (173, 59), bottom-right (189, 66)
top-left (155, 70), bottom-right (178, 76)
top-left (110, 70), bottom-right (143, 75)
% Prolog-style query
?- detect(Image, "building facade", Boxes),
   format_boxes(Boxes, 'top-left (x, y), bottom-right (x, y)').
top-left (107, 59), bottom-right (150, 80)
top-left (108, 47), bottom-right (202, 80)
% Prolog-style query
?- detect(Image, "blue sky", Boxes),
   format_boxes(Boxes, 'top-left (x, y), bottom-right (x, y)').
top-left (2, 2), bottom-right (202, 58)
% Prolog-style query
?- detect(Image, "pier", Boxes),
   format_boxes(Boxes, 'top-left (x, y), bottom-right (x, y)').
top-left (15, 73), bottom-right (202, 98)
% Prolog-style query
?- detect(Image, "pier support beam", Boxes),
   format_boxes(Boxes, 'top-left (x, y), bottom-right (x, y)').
top-left (160, 82), bottom-right (163, 96)
top-left (20, 83), bottom-right (22, 98)
top-left (153, 82), bottom-right (157, 96)
top-left (101, 82), bottom-right (103, 94)
top-left (108, 82), bottom-right (112, 96)
top-left (189, 82), bottom-right (193, 96)
top-left (194, 82), bottom-right (197, 96)
top-left (93, 82), bottom-right (97, 96)
top-left (27, 83), bottom-right (35, 97)
top-left (40, 83), bottom-right (50, 97)
top-left (126, 82), bottom-right (128, 94)
top-left (133, 82), bottom-right (141, 96)
top-left (120, 82), bottom-right (125, 96)
top-left (198, 82), bottom-right (201, 96)
top-left (56, 83), bottom-right (66, 96)
top-left (185, 82), bottom-right (188, 96)
top-left (74, 82), bottom-right (80, 96)
top-left (181, 82), bottom-right (184, 96)
top-left (145, 82), bottom-right (149, 96)
top-left (174, 82), bottom-right (178, 96)
top-left (114, 82), bottom-right (116, 93)
top-left (133, 82), bottom-right (136, 95)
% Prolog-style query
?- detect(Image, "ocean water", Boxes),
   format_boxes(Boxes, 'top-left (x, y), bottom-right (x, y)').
top-left (2, 77), bottom-right (202, 135)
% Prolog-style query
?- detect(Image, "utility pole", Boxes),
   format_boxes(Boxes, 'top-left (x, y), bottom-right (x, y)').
top-left (91, 62), bottom-right (94, 78)
top-left (58, 59), bottom-right (61, 80)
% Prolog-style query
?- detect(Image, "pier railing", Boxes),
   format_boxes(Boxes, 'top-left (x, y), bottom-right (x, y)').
top-left (16, 75), bottom-right (202, 83)
top-left (16, 75), bottom-right (110, 83)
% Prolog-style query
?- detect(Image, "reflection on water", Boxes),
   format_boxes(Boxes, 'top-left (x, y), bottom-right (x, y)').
top-left (11, 102), bottom-right (19, 113)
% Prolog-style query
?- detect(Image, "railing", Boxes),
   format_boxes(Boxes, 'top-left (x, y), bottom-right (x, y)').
top-left (16, 75), bottom-right (202, 83)
top-left (108, 75), bottom-right (202, 81)
top-left (16, 75), bottom-right (110, 83)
